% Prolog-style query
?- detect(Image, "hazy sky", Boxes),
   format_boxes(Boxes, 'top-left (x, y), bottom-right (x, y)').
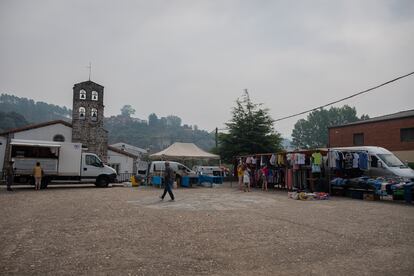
top-left (1, 0), bottom-right (413, 138)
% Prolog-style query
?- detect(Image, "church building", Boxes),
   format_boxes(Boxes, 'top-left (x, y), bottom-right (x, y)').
top-left (0, 80), bottom-right (138, 174)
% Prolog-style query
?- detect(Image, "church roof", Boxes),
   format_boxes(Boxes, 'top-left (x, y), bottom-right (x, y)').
top-left (73, 80), bottom-right (104, 88)
top-left (0, 120), bottom-right (72, 136)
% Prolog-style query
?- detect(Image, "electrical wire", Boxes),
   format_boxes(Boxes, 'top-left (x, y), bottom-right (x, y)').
top-left (274, 71), bottom-right (414, 122)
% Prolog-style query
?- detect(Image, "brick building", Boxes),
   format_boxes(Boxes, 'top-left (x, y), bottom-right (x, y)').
top-left (328, 109), bottom-right (414, 162)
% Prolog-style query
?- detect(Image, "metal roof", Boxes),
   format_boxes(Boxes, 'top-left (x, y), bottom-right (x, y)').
top-left (329, 109), bottom-right (414, 128)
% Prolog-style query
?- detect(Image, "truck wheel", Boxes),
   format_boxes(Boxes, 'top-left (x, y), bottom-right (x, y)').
top-left (95, 176), bottom-right (109, 188)
top-left (40, 177), bottom-right (49, 189)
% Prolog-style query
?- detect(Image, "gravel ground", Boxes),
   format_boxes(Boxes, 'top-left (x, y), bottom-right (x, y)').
top-left (1, 182), bottom-right (413, 276)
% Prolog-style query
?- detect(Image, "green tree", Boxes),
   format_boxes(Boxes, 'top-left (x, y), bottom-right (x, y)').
top-left (120, 105), bottom-right (136, 117)
top-left (291, 105), bottom-right (369, 148)
top-left (217, 91), bottom-right (282, 162)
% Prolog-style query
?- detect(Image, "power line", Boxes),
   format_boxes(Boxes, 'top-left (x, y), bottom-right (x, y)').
top-left (274, 71), bottom-right (414, 122)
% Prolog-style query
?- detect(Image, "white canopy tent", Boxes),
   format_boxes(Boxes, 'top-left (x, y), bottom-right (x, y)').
top-left (150, 142), bottom-right (220, 160)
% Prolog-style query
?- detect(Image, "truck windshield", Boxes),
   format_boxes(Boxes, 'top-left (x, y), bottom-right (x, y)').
top-left (377, 154), bottom-right (407, 168)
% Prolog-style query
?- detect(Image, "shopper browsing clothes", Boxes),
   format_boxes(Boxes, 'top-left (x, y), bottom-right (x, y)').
top-left (160, 161), bottom-right (175, 201)
top-left (243, 165), bottom-right (251, 192)
top-left (33, 162), bottom-right (43, 190)
top-left (261, 165), bottom-right (269, 191)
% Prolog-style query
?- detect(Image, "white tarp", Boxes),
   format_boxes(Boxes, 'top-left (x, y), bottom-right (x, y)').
top-left (150, 142), bottom-right (220, 160)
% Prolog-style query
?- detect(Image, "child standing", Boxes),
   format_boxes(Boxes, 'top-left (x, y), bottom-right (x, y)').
top-left (243, 166), bottom-right (251, 192)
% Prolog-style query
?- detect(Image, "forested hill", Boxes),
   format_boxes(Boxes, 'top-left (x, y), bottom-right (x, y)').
top-left (0, 94), bottom-right (215, 151)
top-left (0, 94), bottom-right (72, 129)
top-left (104, 114), bottom-right (215, 151)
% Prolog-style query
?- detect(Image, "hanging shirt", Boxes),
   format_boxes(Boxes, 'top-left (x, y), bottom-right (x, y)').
top-left (344, 152), bottom-right (353, 169)
top-left (296, 153), bottom-right (306, 165)
top-left (352, 153), bottom-right (359, 168)
top-left (358, 152), bottom-right (369, 170)
top-left (277, 154), bottom-right (284, 166)
top-left (270, 154), bottom-right (276, 165)
top-left (311, 152), bottom-right (323, 165)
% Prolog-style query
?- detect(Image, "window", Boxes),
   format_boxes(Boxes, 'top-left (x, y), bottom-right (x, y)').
top-left (371, 155), bottom-right (379, 168)
top-left (53, 134), bottom-right (65, 142)
top-left (401, 128), bottom-right (414, 142)
top-left (353, 133), bottom-right (364, 146)
top-left (109, 163), bottom-right (120, 174)
top-left (85, 155), bottom-right (102, 167)
top-left (91, 91), bottom-right (98, 101)
top-left (79, 107), bottom-right (86, 119)
top-left (79, 89), bottom-right (86, 99)
top-left (91, 108), bottom-right (98, 121)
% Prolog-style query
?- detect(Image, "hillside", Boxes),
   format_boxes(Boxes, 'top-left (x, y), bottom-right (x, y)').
top-left (0, 94), bottom-right (215, 151)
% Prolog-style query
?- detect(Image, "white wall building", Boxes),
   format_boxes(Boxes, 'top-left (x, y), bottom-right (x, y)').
top-left (107, 146), bottom-right (137, 174)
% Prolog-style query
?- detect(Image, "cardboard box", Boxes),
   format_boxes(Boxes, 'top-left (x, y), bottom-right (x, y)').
top-left (363, 193), bottom-right (379, 201)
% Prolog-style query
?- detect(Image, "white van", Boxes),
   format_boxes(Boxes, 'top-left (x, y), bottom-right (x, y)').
top-left (148, 161), bottom-right (195, 179)
top-left (330, 146), bottom-right (414, 180)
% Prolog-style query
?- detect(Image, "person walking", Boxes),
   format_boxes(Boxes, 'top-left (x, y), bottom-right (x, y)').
top-left (160, 161), bottom-right (175, 201)
top-left (237, 163), bottom-right (244, 191)
top-left (6, 161), bottom-right (14, 191)
top-left (33, 162), bottom-right (43, 190)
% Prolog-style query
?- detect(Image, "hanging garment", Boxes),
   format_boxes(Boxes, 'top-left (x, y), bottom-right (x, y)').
top-left (296, 153), bottom-right (306, 165)
top-left (358, 152), bottom-right (369, 170)
top-left (344, 152), bottom-right (353, 169)
top-left (311, 152), bottom-right (323, 165)
top-left (352, 153), bottom-right (360, 168)
top-left (246, 157), bottom-right (252, 164)
top-left (251, 157), bottom-right (257, 165)
top-left (270, 154), bottom-right (276, 165)
top-left (312, 164), bottom-right (321, 173)
top-left (277, 154), bottom-right (285, 166)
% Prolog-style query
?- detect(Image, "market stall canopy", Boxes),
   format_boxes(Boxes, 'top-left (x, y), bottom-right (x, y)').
top-left (150, 142), bottom-right (220, 160)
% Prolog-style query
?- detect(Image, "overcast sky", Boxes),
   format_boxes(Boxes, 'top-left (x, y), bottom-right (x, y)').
top-left (1, 0), bottom-right (413, 138)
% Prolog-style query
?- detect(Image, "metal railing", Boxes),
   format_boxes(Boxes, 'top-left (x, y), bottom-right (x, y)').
top-left (117, 173), bottom-right (135, 183)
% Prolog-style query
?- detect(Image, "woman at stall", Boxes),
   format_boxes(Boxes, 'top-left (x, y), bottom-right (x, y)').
top-left (237, 163), bottom-right (244, 191)
top-left (261, 165), bottom-right (269, 191)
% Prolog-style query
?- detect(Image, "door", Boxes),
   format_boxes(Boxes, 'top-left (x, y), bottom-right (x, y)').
top-left (81, 154), bottom-right (104, 181)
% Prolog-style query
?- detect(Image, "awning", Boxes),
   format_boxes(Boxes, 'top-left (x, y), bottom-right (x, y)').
top-left (10, 139), bottom-right (62, 148)
top-left (150, 142), bottom-right (220, 160)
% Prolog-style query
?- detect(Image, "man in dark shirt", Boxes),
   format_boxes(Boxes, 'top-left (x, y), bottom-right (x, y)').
top-left (6, 161), bottom-right (14, 191)
top-left (160, 161), bottom-right (175, 201)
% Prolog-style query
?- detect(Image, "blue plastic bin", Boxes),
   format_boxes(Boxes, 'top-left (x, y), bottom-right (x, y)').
top-left (181, 176), bottom-right (190, 187)
top-left (152, 176), bottom-right (162, 186)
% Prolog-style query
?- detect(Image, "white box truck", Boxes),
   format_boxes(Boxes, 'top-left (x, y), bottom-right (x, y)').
top-left (9, 139), bottom-right (117, 188)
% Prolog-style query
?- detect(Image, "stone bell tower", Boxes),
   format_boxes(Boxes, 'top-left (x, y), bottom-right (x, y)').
top-left (71, 80), bottom-right (108, 161)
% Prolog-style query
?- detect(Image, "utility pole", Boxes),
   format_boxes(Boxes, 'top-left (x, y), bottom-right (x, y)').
top-left (215, 127), bottom-right (218, 148)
